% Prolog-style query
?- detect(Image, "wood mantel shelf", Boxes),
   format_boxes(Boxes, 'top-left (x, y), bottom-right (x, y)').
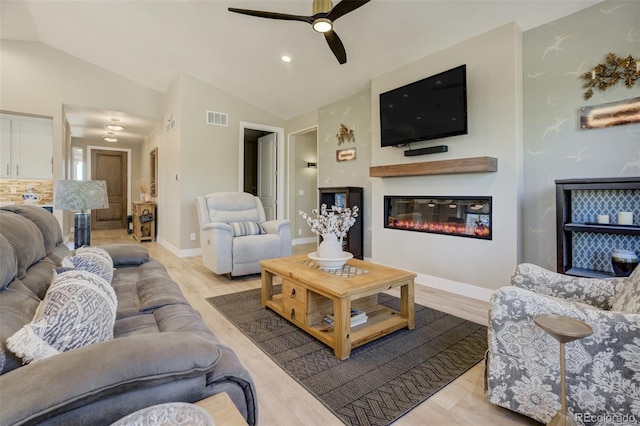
top-left (369, 156), bottom-right (498, 178)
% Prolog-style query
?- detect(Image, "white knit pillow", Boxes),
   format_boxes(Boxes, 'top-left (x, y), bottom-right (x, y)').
top-left (63, 246), bottom-right (114, 283)
top-left (6, 269), bottom-right (117, 364)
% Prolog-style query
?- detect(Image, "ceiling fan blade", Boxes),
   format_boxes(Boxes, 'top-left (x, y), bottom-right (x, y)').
top-left (228, 8), bottom-right (313, 24)
top-left (324, 30), bottom-right (347, 64)
top-left (327, 0), bottom-right (371, 21)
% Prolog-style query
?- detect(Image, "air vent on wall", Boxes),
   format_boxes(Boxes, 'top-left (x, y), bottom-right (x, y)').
top-left (166, 117), bottom-right (176, 133)
top-left (207, 111), bottom-right (228, 127)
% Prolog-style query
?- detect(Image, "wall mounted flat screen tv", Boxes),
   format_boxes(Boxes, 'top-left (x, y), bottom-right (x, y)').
top-left (380, 65), bottom-right (467, 147)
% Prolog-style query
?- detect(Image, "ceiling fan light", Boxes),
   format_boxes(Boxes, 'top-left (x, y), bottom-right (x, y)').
top-left (312, 18), bottom-right (332, 33)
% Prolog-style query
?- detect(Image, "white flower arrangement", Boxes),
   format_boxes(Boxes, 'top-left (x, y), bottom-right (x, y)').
top-left (299, 204), bottom-right (359, 238)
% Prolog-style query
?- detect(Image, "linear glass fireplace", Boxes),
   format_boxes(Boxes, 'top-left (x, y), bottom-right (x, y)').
top-left (384, 196), bottom-right (492, 240)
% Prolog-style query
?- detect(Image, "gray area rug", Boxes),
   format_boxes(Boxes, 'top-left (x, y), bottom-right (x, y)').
top-left (207, 287), bottom-right (487, 426)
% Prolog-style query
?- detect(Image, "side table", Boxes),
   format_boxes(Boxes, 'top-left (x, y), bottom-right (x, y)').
top-left (534, 314), bottom-right (593, 426)
top-left (132, 201), bottom-right (156, 242)
top-left (195, 392), bottom-right (248, 426)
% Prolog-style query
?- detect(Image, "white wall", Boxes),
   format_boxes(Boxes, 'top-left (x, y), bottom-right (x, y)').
top-left (167, 73), bottom-right (285, 254)
top-left (0, 40), bottom-right (163, 230)
top-left (370, 23), bottom-right (524, 298)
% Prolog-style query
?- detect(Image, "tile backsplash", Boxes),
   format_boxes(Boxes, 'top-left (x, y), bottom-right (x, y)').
top-left (0, 179), bottom-right (54, 204)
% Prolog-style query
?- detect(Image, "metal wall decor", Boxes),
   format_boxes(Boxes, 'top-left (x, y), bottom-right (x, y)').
top-left (336, 124), bottom-right (355, 144)
top-left (580, 53), bottom-right (639, 100)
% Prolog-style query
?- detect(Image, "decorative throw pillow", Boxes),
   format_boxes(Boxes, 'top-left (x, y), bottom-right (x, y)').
top-left (62, 246), bottom-right (114, 283)
top-left (6, 269), bottom-right (117, 364)
top-left (611, 267), bottom-right (640, 313)
top-left (229, 222), bottom-right (264, 237)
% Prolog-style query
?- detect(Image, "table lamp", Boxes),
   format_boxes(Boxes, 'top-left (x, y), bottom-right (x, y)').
top-left (54, 180), bottom-right (109, 249)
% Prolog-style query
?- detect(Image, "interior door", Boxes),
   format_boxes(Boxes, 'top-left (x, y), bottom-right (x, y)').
top-left (257, 133), bottom-right (277, 221)
top-left (91, 149), bottom-right (127, 229)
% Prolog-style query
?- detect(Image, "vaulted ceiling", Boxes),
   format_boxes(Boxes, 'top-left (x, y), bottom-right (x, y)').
top-left (1, 0), bottom-right (601, 141)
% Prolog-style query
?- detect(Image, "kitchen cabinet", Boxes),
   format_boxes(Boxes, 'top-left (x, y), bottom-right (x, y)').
top-left (0, 113), bottom-right (53, 179)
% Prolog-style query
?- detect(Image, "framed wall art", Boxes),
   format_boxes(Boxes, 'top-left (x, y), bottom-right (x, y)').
top-left (336, 147), bottom-right (356, 162)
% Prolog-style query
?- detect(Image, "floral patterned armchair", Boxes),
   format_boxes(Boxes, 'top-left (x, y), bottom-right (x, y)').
top-left (486, 263), bottom-right (640, 425)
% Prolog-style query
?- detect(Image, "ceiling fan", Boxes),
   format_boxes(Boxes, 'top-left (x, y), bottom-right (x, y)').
top-left (228, 0), bottom-right (371, 64)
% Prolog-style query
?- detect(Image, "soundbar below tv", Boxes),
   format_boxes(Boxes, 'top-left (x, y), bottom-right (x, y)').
top-left (380, 65), bottom-right (467, 147)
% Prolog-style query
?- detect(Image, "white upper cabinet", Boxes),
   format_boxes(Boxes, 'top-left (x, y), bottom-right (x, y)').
top-left (0, 114), bottom-right (53, 179)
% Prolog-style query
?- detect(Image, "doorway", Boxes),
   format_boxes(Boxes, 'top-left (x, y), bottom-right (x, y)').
top-left (288, 126), bottom-right (318, 244)
top-left (239, 122), bottom-right (285, 220)
top-left (87, 145), bottom-right (132, 230)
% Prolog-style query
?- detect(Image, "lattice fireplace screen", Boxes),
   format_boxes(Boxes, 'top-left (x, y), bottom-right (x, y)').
top-left (384, 196), bottom-right (492, 240)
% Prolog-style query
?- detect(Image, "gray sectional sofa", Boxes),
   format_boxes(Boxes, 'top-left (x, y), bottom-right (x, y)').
top-left (0, 205), bottom-right (257, 425)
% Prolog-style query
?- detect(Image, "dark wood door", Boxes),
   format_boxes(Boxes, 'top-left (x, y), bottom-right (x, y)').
top-left (91, 149), bottom-right (127, 229)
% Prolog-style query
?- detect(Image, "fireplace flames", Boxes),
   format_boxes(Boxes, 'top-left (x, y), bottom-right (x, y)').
top-left (388, 218), bottom-right (490, 238)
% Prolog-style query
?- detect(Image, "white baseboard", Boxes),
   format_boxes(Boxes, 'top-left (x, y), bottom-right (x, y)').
top-left (365, 257), bottom-right (493, 302)
top-left (157, 236), bottom-right (202, 258)
top-left (293, 237), bottom-right (316, 245)
top-left (414, 272), bottom-right (494, 302)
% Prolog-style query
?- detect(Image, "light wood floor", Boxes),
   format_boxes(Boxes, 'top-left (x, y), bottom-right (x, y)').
top-left (92, 229), bottom-right (541, 426)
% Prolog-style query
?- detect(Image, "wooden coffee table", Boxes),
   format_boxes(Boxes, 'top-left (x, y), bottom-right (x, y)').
top-left (260, 255), bottom-right (416, 360)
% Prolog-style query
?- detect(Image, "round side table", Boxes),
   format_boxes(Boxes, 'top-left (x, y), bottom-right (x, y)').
top-left (534, 314), bottom-right (593, 426)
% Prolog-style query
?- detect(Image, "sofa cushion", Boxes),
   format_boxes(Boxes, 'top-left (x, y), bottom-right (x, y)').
top-left (100, 244), bottom-right (149, 266)
top-left (0, 280), bottom-right (41, 374)
top-left (230, 222), bottom-right (264, 237)
top-left (611, 266), bottom-right (640, 313)
top-left (18, 257), bottom-right (57, 300)
top-left (0, 205), bottom-right (63, 255)
top-left (0, 235), bottom-right (17, 290)
top-left (63, 246), bottom-right (114, 283)
top-left (6, 269), bottom-right (117, 364)
top-left (0, 210), bottom-right (46, 279)
top-left (111, 261), bottom-right (189, 319)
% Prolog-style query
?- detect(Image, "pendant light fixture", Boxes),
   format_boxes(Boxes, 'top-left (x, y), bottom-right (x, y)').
top-left (106, 118), bottom-right (125, 131)
top-left (103, 132), bottom-right (118, 143)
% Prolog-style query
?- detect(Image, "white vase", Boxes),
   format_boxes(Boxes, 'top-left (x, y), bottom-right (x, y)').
top-left (318, 233), bottom-right (343, 258)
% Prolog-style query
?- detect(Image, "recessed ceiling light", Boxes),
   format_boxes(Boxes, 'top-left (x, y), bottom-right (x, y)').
top-left (281, 55), bottom-right (292, 63)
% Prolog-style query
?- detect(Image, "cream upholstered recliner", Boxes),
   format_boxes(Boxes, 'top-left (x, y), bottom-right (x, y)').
top-left (196, 192), bottom-right (291, 277)
top-left (486, 263), bottom-right (640, 425)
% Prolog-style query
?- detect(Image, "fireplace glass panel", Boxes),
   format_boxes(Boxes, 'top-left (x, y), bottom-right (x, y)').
top-left (384, 196), bottom-right (492, 240)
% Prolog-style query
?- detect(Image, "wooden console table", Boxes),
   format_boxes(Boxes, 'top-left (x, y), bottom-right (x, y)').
top-left (260, 255), bottom-right (416, 360)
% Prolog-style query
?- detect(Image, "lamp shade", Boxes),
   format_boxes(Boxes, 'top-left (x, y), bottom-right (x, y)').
top-left (54, 180), bottom-right (109, 212)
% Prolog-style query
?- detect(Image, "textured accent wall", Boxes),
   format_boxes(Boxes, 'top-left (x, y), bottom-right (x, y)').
top-left (317, 87), bottom-right (372, 258)
top-left (0, 179), bottom-right (53, 204)
top-left (522, 0), bottom-right (640, 270)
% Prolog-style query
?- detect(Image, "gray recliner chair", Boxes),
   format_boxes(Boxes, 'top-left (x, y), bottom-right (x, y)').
top-left (196, 192), bottom-right (291, 277)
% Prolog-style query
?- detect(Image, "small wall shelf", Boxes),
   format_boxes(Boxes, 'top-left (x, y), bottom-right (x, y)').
top-left (369, 156), bottom-right (498, 178)
top-left (556, 177), bottom-right (640, 278)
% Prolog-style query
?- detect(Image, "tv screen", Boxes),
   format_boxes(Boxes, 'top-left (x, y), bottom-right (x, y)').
top-left (379, 65), bottom-right (467, 147)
